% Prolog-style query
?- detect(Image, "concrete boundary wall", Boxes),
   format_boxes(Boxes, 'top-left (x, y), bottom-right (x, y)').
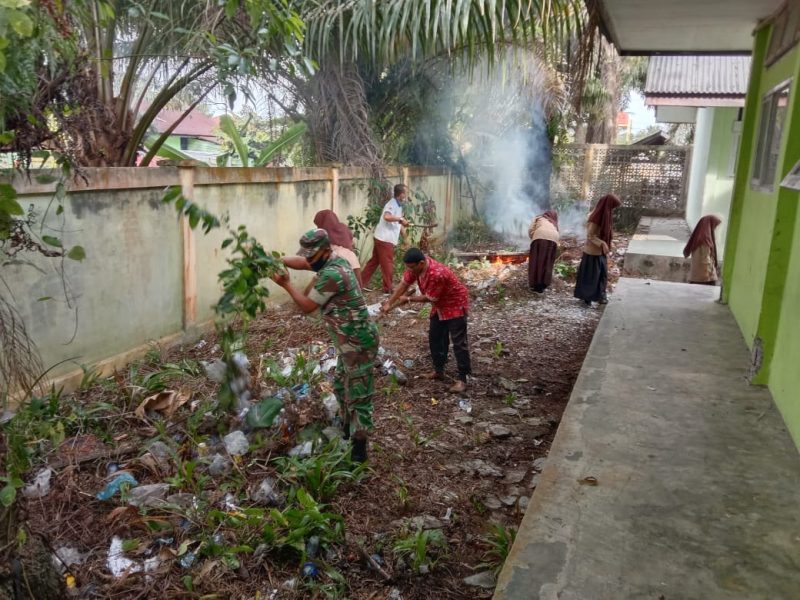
top-left (4, 165), bottom-right (464, 394)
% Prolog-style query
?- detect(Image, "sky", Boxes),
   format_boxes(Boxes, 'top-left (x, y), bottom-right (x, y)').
top-left (626, 90), bottom-right (657, 133)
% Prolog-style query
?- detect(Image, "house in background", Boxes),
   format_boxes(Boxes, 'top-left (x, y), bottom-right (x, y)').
top-left (644, 55), bottom-right (751, 253)
top-left (615, 111), bottom-right (632, 142)
top-left (146, 108), bottom-right (223, 165)
top-left (588, 0), bottom-right (800, 446)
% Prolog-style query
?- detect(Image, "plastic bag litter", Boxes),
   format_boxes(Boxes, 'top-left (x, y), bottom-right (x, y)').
top-left (367, 303), bottom-right (382, 317)
top-left (107, 536), bottom-right (141, 577)
top-left (22, 468), bottom-right (53, 499)
top-left (96, 473), bottom-right (138, 501)
top-left (322, 393), bottom-right (339, 420)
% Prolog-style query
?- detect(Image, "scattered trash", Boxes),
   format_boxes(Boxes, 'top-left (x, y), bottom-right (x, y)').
top-left (382, 359), bottom-right (408, 385)
top-left (367, 303), bottom-right (381, 317)
top-left (224, 493), bottom-right (239, 511)
top-left (291, 383), bottom-right (310, 401)
top-left (208, 453), bottom-right (232, 477)
top-left (96, 473), bottom-right (138, 501)
top-left (288, 441), bottom-right (313, 458)
top-left (194, 339), bottom-right (207, 350)
top-left (320, 358), bottom-right (338, 373)
top-left (202, 359), bottom-right (227, 383)
top-left (463, 570), bottom-right (497, 588)
top-left (128, 483), bottom-right (171, 508)
top-left (443, 507), bottom-right (452, 521)
top-left (388, 588), bottom-right (403, 600)
top-left (369, 553), bottom-right (385, 567)
top-left (223, 430), bottom-right (249, 456)
top-left (165, 493), bottom-right (197, 509)
top-left (458, 399), bottom-right (473, 414)
top-left (302, 562), bottom-right (318, 578)
top-left (305, 536), bottom-right (320, 558)
top-left (135, 389), bottom-right (190, 419)
top-left (52, 546), bottom-right (85, 574)
top-left (106, 463), bottom-right (119, 475)
top-left (245, 396), bottom-right (283, 429)
top-left (252, 478), bottom-right (284, 506)
top-left (321, 426), bottom-right (343, 441)
top-left (179, 551), bottom-right (197, 569)
top-left (322, 393), bottom-right (339, 420)
top-left (533, 457), bottom-right (547, 471)
top-left (107, 536), bottom-right (141, 577)
top-left (22, 468), bottom-right (53, 499)
top-left (418, 563), bottom-right (430, 574)
top-left (403, 359), bottom-right (415, 369)
top-left (578, 476), bottom-right (598, 486)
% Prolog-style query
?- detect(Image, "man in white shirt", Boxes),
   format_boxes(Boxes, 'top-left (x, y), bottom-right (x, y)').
top-left (361, 184), bottom-right (409, 293)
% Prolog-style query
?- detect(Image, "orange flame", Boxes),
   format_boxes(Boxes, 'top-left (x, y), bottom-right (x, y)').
top-left (489, 254), bottom-right (527, 265)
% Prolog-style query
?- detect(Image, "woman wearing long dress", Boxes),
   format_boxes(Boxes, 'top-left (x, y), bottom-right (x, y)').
top-left (574, 194), bottom-right (621, 305)
top-left (528, 210), bottom-right (560, 293)
top-left (683, 215), bottom-right (722, 285)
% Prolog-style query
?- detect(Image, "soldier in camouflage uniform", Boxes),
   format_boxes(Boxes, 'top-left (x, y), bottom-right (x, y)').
top-left (273, 229), bottom-right (379, 462)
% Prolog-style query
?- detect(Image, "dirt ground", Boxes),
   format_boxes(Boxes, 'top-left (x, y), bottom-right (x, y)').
top-left (15, 236), bottom-right (627, 599)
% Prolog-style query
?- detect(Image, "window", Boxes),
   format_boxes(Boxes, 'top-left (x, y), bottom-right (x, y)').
top-left (180, 137), bottom-right (189, 150)
top-left (765, 1), bottom-right (800, 66)
top-left (752, 82), bottom-right (791, 191)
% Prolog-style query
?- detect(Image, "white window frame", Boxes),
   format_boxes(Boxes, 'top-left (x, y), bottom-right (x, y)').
top-left (751, 79), bottom-right (792, 192)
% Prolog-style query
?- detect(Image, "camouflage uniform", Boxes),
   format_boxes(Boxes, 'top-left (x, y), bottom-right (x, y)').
top-left (308, 255), bottom-right (379, 434)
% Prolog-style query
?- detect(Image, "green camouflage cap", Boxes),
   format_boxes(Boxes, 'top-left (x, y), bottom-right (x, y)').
top-left (297, 228), bottom-right (331, 258)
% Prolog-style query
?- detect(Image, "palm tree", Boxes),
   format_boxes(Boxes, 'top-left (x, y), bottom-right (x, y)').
top-left (288, 0), bottom-right (588, 166)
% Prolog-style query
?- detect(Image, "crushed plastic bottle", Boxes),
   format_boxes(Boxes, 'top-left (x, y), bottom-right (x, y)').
top-left (458, 399), bottom-right (473, 414)
top-left (302, 561), bottom-right (318, 578)
top-left (322, 393), bottom-right (339, 420)
top-left (179, 551), bottom-right (197, 569)
top-left (305, 536), bottom-right (320, 558)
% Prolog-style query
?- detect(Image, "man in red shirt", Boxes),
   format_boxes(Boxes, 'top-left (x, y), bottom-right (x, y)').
top-left (381, 248), bottom-right (471, 393)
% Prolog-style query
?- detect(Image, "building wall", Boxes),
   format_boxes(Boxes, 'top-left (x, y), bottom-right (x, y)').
top-left (3, 166), bottom-right (464, 393)
top-left (724, 24), bottom-right (800, 446)
top-left (701, 106), bottom-right (740, 253)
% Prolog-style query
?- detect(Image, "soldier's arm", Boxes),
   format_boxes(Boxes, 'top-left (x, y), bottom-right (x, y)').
top-left (273, 275), bottom-right (319, 314)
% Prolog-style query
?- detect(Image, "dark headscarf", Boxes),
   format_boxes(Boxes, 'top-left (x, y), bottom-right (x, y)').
top-left (313, 209), bottom-right (354, 250)
top-left (541, 210), bottom-right (559, 231)
top-left (683, 215), bottom-right (722, 267)
top-left (587, 194), bottom-right (621, 247)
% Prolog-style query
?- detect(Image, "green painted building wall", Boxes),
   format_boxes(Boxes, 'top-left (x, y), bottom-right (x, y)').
top-left (703, 107), bottom-right (740, 253)
top-left (724, 22), bottom-right (800, 447)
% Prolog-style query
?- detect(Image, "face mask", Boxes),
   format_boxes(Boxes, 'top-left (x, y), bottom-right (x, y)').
top-left (309, 253), bottom-right (327, 272)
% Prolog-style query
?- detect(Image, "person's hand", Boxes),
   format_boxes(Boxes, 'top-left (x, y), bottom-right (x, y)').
top-left (600, 242), bottom-right (609, 255)
top-left (399, 218), bottom-right (409, 227)
top-left (380, 301), bottom-right (392, 314)
top-left (271, 271), bottom-right (290, 287)
top-left (400, 295), bottom-right (411, 305)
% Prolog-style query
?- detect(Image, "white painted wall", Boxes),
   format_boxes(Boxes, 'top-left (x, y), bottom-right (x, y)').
top-left (686, 108), bottom-right (714, 229)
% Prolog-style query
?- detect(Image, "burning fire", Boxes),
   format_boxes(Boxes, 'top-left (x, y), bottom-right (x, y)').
top-left (489, 253), bottom-right (528, 265)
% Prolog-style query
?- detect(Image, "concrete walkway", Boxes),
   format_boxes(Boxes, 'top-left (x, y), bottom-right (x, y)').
top-left (494, 278), bottom-right (800, 600)
top-left (622, 217), bottom-right (692, 282)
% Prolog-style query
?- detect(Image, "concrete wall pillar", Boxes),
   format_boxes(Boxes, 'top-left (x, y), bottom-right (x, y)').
top-left (178, 164), bottom-right (197, 330)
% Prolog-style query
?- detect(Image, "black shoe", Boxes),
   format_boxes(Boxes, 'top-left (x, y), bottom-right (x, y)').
top-left (350, 432), bottom-right (368, 463)
top-left (598, 295), bottom-right (608, 305)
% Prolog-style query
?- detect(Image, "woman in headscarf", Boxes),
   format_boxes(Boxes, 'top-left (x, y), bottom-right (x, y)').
top-left (574, 194), bottom-right (621, 306)
top-left (527, 209), bottom-right (560, 294)
top-left (683, 215), bottom-right (722, 285)
top-left (313, 209), bottom-right (361, 283)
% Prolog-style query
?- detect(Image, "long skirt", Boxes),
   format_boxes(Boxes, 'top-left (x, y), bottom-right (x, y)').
top-left (528, 239), bottom-right (558, 292)
top-left (574, 253), bottom-right (608, 302)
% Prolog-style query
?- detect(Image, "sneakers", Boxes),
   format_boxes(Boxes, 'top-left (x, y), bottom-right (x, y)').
top-left (421, 371), bottom-right (445, 381)
top-left (449, 380), bottom-right (467, 393)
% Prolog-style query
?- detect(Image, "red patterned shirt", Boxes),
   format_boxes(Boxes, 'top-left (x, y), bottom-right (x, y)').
top-left (403, 257), bottom-right (469, 320)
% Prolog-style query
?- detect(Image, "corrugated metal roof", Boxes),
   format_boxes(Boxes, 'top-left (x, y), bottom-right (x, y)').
top-left (644, 56), bottom-right (751, 97)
